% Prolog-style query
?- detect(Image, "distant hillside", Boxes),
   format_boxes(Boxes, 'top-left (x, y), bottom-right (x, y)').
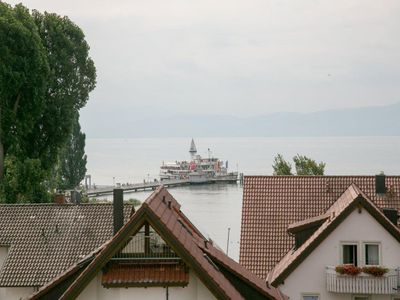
top-left (82, 102), bottom-right (400, 138)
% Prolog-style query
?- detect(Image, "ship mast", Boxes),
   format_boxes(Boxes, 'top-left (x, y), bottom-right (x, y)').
top-left (189, 138), bottom-right (197, 159)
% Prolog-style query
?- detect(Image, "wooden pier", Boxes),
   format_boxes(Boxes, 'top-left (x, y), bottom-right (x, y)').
top-left (86, 179), bottom-right (190, 197)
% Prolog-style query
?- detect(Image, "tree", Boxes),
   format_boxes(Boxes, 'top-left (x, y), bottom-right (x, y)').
top-left (272, 154), bottom-right (293, 175)
top-left (0, 3), bottom-right (49, 180)
top-left (2, 155), bottom-right (50, 203)
top-left (272, 154), bottom-right (326, 176)
top-left (58, 115), bottom-right (87, 190)
top-left (26, 10), bottom-right (96, 172)
top-left (0, 3), bottom-right (96, 202)
top-left (293, 154), bottom-right (325, 175)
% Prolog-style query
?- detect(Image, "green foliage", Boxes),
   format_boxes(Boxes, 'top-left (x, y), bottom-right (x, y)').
top-left (272, 154), bottom-right (326, 176)
top-left (293, 154), bottom-right (325, 175)
top-left (27, 11), bottom-right (96, 171)
top-left (0, 3), bottom-right (96, 203)
top-left (126, 198), bottom-right (142, 206)
top-left (88, 197), bottom-right (109, 204)
top-left (0, 2), bottom-right (49, 178)
top-left (1, 155), bottom-right (50, 203)
top-left (272, 154), bottom-right (293, 175)
top-left (58, 115), bottom-right (87, 190)
top-left (361, 266), bottom-right (389, 277)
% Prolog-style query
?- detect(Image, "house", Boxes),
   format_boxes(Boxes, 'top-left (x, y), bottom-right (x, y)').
top-left (240, 175), bottom-right (400, 299)
top-left (1, 188), bottom-right (285, 300)
top-left (0, 201), bottom-right (134, 300)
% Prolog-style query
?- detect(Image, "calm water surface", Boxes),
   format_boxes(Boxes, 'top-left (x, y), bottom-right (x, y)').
top-left (85, 137), bottom-right (400, 260)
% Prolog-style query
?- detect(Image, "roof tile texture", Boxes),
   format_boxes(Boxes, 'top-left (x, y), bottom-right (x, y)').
top-left (0, 203), bottom-right (133, 286)
top-left (240, 176), bottom-right (400, 278)
top-left (145, 188), bottom-right (245, 300)
top-left (102, 263), bottom-right (189, 287)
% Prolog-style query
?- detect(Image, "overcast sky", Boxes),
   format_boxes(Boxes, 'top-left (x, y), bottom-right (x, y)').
top-left (7, 0), bottom-right (400, 120)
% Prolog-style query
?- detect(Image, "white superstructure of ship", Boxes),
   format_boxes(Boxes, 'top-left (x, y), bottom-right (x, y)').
top-left (159, 139), bottom-right (238, 184)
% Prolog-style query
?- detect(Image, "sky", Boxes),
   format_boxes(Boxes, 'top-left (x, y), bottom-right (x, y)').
top-left (6, 0), bottom-right (400, 122)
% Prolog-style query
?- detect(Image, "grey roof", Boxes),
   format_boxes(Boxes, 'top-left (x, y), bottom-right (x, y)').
top-left (0, 203), bottom-right (133, 287)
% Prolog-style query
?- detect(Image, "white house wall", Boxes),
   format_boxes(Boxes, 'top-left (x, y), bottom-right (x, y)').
top-left (0, 287), bottom-right (34, 300)
top-left (76, 269), bottom-right (217, 300)
top-left (279, 208), bottom-right (400, 300)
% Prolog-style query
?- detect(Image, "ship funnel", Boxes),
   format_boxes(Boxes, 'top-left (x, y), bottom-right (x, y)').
top-left (189, 139), bottom-right (197, 157)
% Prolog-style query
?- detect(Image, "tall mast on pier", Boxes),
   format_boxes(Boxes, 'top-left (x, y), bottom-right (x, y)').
top-left (189, 138), bottom-right (197, 159)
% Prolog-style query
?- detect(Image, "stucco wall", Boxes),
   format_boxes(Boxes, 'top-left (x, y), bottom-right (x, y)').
top-left (0, 287), bottom-right (34, 300)
top-left (76, 269), bottom-right (217, 300)
top-left (279, 207), bottom-right (400, 300)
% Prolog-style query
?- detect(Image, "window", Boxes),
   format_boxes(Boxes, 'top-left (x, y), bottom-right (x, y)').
top-left (342, 243), bottom-right (358, 266)
top-left (302, 295), bottom-right (319, 300)
top-left (364, 243), bottom-right (380, 265)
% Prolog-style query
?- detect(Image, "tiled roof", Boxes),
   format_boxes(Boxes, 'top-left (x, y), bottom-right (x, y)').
top-left (101, 263), bottom-right (189, 287)
top-left (267, 183), bottom-right (400, 285)
top-left (240, 176), bottom-right (400, 278)
top-left (199, 239), bottom-right (288, 300)
top-left (0, 203), bottom-right (133, 286)
top-left (37, 187), bottom-right (284, 300)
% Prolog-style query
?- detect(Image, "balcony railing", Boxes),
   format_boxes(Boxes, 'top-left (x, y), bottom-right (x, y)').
top-left (326, 266), bottom-right (400, 294)
top-left (111, 228), bottom-right (180, 262)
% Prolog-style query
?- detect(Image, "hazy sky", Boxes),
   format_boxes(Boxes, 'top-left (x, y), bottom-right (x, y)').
top-left (6, 0), bottom-right (400, 120)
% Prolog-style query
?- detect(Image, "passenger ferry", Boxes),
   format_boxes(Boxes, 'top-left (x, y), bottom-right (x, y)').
top-left (159, 139), bottom-right (238, 184)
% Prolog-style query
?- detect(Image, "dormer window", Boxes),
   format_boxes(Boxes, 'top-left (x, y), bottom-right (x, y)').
top-left (102, 222), bottom-right (189, 288)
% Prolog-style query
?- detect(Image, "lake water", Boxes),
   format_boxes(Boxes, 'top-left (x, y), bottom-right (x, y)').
top-left (85, 136), bottom-right (400, 260)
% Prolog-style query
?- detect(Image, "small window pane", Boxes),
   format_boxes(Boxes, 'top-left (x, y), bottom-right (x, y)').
top-left (343, 244), bottom-right (357, 266)
top-left (354, 297), bottom-right (369, 300)
top-left (303, 296), bottom-right (319, 300)
top-left (365, 244), bottom-right (379, 265)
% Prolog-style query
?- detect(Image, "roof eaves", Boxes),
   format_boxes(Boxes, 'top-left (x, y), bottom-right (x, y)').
top-left (270, 185), bottom-right (364, 286)
top-left (143, 200), bottom-right (241, 300)
top-left (201, 244), bottom-right (286, 300)
top-left (59, 206), bottom-right (148, 299)
top-left (287, 213), bottom-right (330, 234)
top-left (55, 187), bottom-right (242, 300)
top-left (270, 183), bottom-right (400, 286)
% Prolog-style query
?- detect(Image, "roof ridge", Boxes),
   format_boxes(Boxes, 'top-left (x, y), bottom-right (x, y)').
top-left (144, 185), bottom-right (166, 205)
top-left (269, 185), bottom-right (400, 286)
top-left (52, 188), bottom-right (246, 300)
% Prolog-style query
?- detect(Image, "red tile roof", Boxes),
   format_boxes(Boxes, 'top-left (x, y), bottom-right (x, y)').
top-left (240, 176), bottom-right (400, 278)
top-left (102, 263), bottom-right (189, 287)
top-left (31, 187), bottom-right (284, 300)
top-left (199, 240), bottom-right (288, 300)
top-left (267, 183), bottom-right (400, 286)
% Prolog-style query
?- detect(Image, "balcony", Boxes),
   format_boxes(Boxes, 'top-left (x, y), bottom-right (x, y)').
top-left (326, 266), bottom-right (400, 294)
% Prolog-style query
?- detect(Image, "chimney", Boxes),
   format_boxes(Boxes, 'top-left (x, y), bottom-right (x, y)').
top-left (70, 190), bottom-right (81, 204)
top-left (113, 189), bottom-right (124, 234)
top-left (383, 208), bottom-right (398, 226)
top-left (54, 193), bottom-right (65, 204)
top-left (375, 174), bottom-right (386, 194)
